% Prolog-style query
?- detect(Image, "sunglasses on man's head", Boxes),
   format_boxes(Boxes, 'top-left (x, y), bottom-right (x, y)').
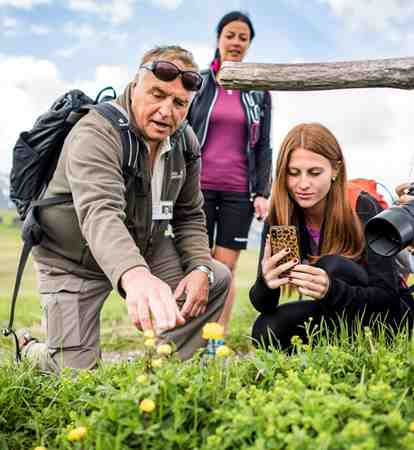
top-left (140, 60), bottom-right (203, 92)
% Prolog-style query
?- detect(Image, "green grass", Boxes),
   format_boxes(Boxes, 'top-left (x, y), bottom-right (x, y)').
top-left (2, 330), bottom-right (414, 449)
top-left (2, 208), bottom-right (414, 450)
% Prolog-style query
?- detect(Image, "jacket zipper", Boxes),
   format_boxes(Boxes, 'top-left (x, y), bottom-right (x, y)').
top-left (142, 149), bottom-right (152, 255)
top-left (151, 151), bottom-right (171, 240)
top-left (199, 72), bottom-right (219, 148)
top-left (241, 91), bottom-right (254, 196)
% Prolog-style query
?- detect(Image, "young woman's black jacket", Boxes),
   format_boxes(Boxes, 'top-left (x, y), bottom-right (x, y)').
top-left (250, 192), bottom-right (414, 324)
top-left (187, 68), bottom-right (273, 199)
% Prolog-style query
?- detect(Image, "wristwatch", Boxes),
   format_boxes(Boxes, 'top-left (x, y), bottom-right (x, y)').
top-left (194, 265), bottom-right (214, 286)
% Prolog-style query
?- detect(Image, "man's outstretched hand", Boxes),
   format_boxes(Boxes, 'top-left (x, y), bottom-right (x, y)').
top-left (395, 182), bottom-right (414, 204)
top-left (121, 267), bottom-right (185, 334)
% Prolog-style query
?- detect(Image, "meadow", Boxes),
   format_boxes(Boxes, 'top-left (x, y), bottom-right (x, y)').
top-left (1, 209), bottom-right (414, 449)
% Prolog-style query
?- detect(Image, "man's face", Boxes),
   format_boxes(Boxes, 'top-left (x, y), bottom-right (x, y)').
top-left (131, 59), bottom-right (194, 145)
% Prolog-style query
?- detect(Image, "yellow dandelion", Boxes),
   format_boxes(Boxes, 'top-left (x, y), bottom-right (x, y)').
top-left (143, 330), bottom-right (155, 339)
top-left (409, 421), bottom-right (414, 432)
top-left (34, 447), bottom-right (47, 450)
top-left (67, 426), bottom-right (87, 442)
top-left (151, 358), bottom-right (163, 368)
top-left (139, 399), bottom-right (156, 413)
top-left (144, 338), bottom-right (156, 348)
top-left (290, 335), bottom-right (303, 346)
top-left (157, 344), bottom-right (172, 356)
top-left (137, 374), bottom-right (148, 384)
top-left (202, 322), bottom-right (224, 340)
top-left (216, 345), bottom-right (231, 358)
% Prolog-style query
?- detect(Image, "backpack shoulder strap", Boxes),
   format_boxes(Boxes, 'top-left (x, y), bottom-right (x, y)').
top-left (93, 102), bottom-right (140, 173)
top-left (178, 123), bottom-right (200, 164)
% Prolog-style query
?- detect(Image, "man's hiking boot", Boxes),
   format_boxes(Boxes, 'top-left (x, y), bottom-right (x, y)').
top-left (17, 329), bottom-right (38, 354)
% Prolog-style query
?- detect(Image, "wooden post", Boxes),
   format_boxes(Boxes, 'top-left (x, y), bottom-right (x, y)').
top-left (218, 56), bottom-right (414, 91)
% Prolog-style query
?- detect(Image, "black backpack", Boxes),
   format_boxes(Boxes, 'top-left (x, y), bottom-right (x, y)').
top-left (4, 87), bottom-right (143, 359)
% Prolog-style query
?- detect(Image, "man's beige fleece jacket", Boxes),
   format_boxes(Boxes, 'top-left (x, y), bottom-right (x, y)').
top-left (33, 83), bottom-right (212, 295)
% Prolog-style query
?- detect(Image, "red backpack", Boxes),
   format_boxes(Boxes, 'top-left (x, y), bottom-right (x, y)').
top-left (347, 178), bottom-right (389, 211)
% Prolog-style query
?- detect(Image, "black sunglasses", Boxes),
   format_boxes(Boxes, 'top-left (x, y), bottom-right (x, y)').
top-left (140, 60), bottom-right (203, 92)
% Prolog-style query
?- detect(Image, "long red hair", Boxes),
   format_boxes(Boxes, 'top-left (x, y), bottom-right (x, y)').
top-left (268, 123), bottom-right (364, 261)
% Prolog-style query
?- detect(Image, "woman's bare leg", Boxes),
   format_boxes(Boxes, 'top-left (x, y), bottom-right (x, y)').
top-left (213, 245), bottom-right (241, 333)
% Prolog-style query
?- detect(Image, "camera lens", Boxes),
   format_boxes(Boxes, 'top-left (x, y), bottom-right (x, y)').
top-left (366, 204), bottom-right (414, 256)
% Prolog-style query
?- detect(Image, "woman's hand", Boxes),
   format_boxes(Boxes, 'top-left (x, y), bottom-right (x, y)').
top-left (261, 238), bottom-right (298, 289)
top-left (254, 196), bottom-right (269, 221)
top-left (288, 264), bottom-right (330, 300)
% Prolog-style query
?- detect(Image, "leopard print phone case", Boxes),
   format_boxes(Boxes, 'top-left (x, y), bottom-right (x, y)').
top-left (269, 225), bottom-right (301, 275)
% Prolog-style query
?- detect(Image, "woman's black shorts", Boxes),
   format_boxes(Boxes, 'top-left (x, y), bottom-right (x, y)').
top-left (202, 190), bottom-right (254, 251)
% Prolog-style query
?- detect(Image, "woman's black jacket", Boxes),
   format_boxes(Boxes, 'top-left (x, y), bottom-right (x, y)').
top-left (250, 192), bottom-right (413, 323)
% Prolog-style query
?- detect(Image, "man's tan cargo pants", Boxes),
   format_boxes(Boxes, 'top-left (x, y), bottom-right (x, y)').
top-left (24, 237), bottom-right (231, 373)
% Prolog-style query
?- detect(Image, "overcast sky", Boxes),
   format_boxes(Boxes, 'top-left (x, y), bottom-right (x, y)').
top-left (1, 0), bottom-right (414, 199)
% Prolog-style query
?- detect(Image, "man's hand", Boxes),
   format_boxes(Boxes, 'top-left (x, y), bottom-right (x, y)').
top-left (253, 196), bottom-right (269, 221)
top-left (121, 267), bottom-right (185, 334)
top-left (395, 182), bottom-right (414, 204)
top-left (174, 270), bottom-right (209, 319)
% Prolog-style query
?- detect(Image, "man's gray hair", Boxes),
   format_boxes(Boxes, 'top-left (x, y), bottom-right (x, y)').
top-left (135, 45), bottom-right (199, 81)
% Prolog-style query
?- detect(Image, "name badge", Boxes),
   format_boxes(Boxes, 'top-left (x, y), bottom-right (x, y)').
top-left (153, 201), bottom-right (173, 220)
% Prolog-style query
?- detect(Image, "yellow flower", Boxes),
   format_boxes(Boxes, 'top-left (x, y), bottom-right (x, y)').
top-left (151, 358), bottom-right (163, 368)
top-left (216, 345), bottom-right (231, 358)
top-left (139, 399), bottom-right (156, 413)
top-left (144, 338), bottom-right (156, 348)
top-left (202, 322), bottom-right (224, 340)
top-left (67, 426), bottom-right (87, 442)
top-left (290, 335), bottom-right (303, 346)
top-left (409, 421), bottom-right (414, 432)
top-left (143, 330), bottom-right (155, 339)
top-left (157, 344), bottom-right (172, 356)
top-left (137, 374), bottom-right (148, 384)
top-left (34, 447), bottom-right (47, 450)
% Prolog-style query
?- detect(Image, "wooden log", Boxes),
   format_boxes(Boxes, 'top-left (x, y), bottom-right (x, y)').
top-left (218, 56), bottom-right (414, 91)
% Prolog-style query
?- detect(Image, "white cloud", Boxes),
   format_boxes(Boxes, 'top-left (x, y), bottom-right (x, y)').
top-left (63, 21), bottom-right (127, 45)
top-left (320, 0), bottom-right (414, 40)
top-left (56, 47), bottom-right (77, 59)
top-left (0, 0), bottom-right (50, 8)
top-left (150, 0), bottom-right (183, 9)
top-left (67, 0), bottom-right (136, 25)
top-left (0, 55), bottom-right (65, 174)
top-left (178, 42), bottom-right (213, 69)
top-left (1, 15), bottom-right (19, 36)
top-left (29, 24), bottom-right (51, 35)
top-left (1, 16), bottom-right (17, 28)
top-left (58, 21), bottom-right (128, 58)
top-left (1, 16), bottom-right (51, 37)
top-left (63, 21), bottom-right (96, 39)
top-left (0, 54), bottom-right (131, 174)
top-left (74, 65), bottom-right (131, 99)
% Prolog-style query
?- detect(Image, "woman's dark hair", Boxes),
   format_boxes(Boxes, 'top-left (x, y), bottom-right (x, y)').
top-left (213, 11), bottom-right (255, 61)
top-left (216, 10), bottom-right (255, 41)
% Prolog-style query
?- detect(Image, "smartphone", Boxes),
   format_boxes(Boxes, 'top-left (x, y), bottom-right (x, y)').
top-left (269, 225), bottom-right (301, 276)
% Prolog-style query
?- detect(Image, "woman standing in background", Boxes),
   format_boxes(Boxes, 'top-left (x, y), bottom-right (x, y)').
top-left (188, 11), bottom-right (273, 332)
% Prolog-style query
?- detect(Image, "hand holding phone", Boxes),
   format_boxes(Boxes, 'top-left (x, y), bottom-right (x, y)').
top-left (269, 225), bottom-right (300, 276)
